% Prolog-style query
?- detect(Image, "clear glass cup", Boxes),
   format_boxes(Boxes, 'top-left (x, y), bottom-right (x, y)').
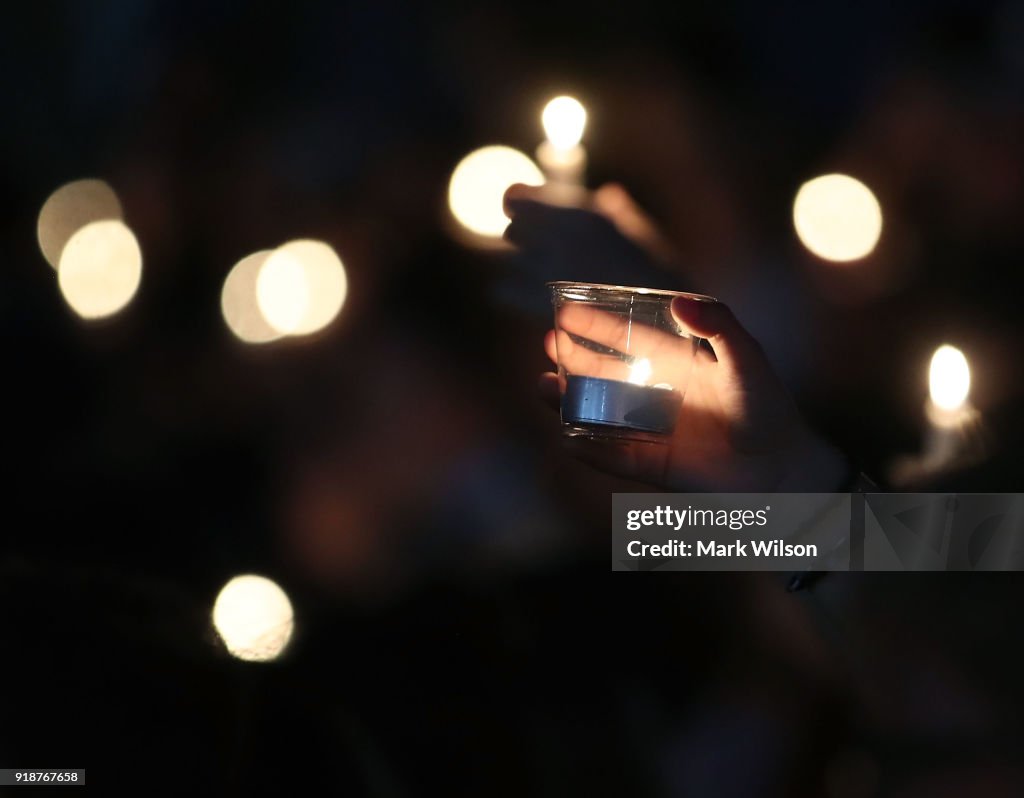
top-left (548, 281), bottom-right (709, 443)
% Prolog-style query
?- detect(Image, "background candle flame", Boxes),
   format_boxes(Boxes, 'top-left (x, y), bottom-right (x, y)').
top-left (57, 219), bottom-right (142, 319)
top-left (221, 251), bottom-right (281, 344)
top-left (212, 574), bottom-right (295, 663)
top-left (792, 173), bottom-right (883, 262)
top-left (447, 145), bottom-right (545, 237)
top-left (929, 344), bottom-right (970, 411)
top-left (256, 249), bottom-right (311, 334)
top-left (37, 178), bottom-right (124, 270)
top-left (541, 96), bottom-right (587, 150)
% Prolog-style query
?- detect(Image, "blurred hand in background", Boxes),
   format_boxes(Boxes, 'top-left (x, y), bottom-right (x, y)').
top-left (503, 182), bottom-right (680, 288)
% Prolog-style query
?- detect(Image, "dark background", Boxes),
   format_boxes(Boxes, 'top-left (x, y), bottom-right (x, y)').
top-left (2, 0), bottom-right (1023, 794)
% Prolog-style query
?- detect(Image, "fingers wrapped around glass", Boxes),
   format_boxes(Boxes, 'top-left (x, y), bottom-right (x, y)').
top-left (548, 282), bottom-right (710, 443)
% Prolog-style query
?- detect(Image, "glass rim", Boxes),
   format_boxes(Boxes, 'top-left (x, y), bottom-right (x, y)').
top-left (546, 281), bottom-right (717, 302)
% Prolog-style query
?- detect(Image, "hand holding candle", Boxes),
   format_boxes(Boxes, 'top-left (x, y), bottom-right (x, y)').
top-left (550, 284), bottom-right (696, 438)
top-left (540, 287), bottom-right (849, 492)
top-left (504, 184), bottom-right (848, 492)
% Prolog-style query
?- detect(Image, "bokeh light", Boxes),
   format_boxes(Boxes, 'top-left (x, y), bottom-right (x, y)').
top-left (541, 95), bottom-right (587, 150)
top-left (274, 239), bottom-right (347, 336)
top-left (929, 344), bottom-right (971, 411)
top-left (221, 251), bottom-right (281, 344)
top-left (57, 220), bottom-right (142, 319)
top-left (256, 249), bottom-right (310, 334)
top-left (792, 174), bottom-right (883, 262)
top-left (448, 145), bottom-right (545, 237)
top-left (37, 179), bottom-right (123, 269)
top-left (212, 575), bottom-right (295, 663)
top-left (249, 240), bottom-right (347, 338)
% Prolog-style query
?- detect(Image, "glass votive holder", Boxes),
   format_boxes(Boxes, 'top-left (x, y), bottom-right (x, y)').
top-left (548, 281), bottom-right (709, 443)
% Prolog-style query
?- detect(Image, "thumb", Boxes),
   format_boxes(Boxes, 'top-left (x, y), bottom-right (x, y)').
top-left (503, 183), bottom-right (546, 217)
top-left (670, 295), bottom-right (768, 377)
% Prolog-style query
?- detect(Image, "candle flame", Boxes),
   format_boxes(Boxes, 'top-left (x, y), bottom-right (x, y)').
top-left (58, 219), bottom-right (142, 319)
top-left (628, 358), bottom-right (652, 385)
top-left (38, 178), bottom-right (123, 269)
top-left (212, 575), bottom-right (295, 662)
top-left (256, 250), bottom-right (310, 334)
top-left (221, 251), bottom-right (281, 344)
top-left (448, 145), bottom-right (544, 237)
top-left (792, 173), bottom-right (882, 262)
top-left (929, 344), bottom-right (970, 411)
top-left (273, 239), bottom-right (348, 336)
top-left (542, 96), bottom-right (587, 150)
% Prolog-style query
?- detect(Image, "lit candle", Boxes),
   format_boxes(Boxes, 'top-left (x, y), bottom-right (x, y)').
top-left (536, 95), bottom-right (588, 201)
top-left (561, 357), bottom-right (683, 437)
top-left (922, 344), bottom-right (978, 471)
top-left (550, 282), bottom-right (703, 441)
